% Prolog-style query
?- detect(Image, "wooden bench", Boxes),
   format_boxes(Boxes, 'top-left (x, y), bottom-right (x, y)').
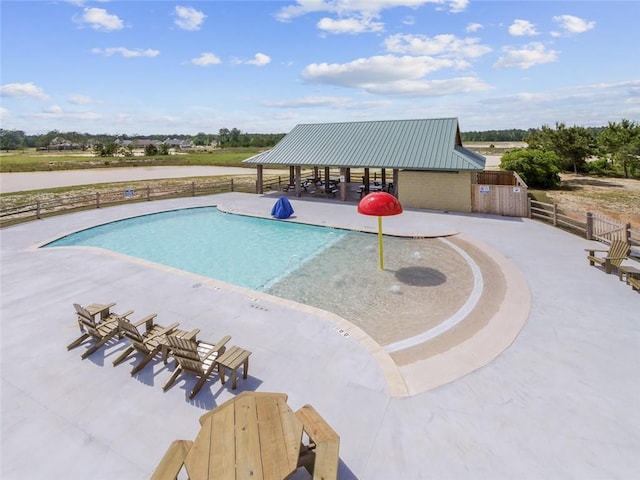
top-left (150, 439), bottom-right (192, 480)
top-left (296, 404), bottom-right (340, 480)
top-left (216, 345), bottom-right (251, 390)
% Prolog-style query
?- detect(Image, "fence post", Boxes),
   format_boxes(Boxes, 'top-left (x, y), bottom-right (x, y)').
top-left (231, 178), bottom-right (234, 192)
top-left (528, 198), bottom-right (532, 219)
top-left (626, 223), bottom-right (631, 244)
top-left (553, 204), bottom-right (558, 227)
top-left (586, 212), bottom-right (593, 240)
top-left (96, 192), bottom-right (100, 209)
top-left (192, 182), bottom-right (196, 197)
top-left (36, 201), bottom-right (41, 219)
top-left (147, 186), bottom-right (151, 201)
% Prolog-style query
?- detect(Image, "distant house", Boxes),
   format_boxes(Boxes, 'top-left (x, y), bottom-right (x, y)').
top-left (244, 117), bottom-right (489, 213)
top-left (134, 139), bottom-right (160, 148)
top-left (163, 138), bottom-right (193, 148)
top-left (48, 136), bottom-right (81, 150)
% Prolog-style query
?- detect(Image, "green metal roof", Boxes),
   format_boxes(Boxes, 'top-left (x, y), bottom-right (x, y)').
top-left (244, 117), bottom-right (485, 171)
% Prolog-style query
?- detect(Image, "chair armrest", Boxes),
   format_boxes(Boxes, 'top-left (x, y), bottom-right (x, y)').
top-left (202, 335), bottom-right (232, 360)
top-left (132, 313), bottom-right (157, 328)
top-left (143, 313), bottom-right (159, 331)
top-left (585, 248), bottom-right (608, 254)
top-left (146, 322), bottom-right (180, 341)
top-left (115, 310), bottom-right (135, 320)
top-left (184, 328), bottom-right (200, 341)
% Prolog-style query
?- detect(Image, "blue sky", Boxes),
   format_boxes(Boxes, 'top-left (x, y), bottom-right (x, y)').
top-left (1, 0), bottom-right (639, 135)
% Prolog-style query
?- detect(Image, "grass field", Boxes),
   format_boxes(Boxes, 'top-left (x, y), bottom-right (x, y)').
top-left (0, 147), bottom-right (263, 173)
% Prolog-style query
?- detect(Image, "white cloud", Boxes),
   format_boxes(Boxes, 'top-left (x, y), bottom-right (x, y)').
top-left (494, 42), bottom-right (558, 69)
top-left (403, 16), bottom-right (416, 26)
top-left (174, 6), bottom-right (206, 31)
top-left (275, 0), bottom-right (468, 23)
top-left (43, 105), bottom-right (64, 115)
top-left (384, 33), bottom-right (491, 59)
top-left (67, 94), bottom-right (98, 105)
top-left (304, 55), bottom-right (458, 86)
top-left (0, 82), bottom-right (48, 100)
top-left (0, 107), bottom-right (9, 120)
top-left (33, 105), bottom-right (102, 121)
top-left (246, 53), bottom-right (271, 66)
top-left (261, 96), bottom-right (352, 108)
top-left (553, 15), bottom-right (595, 34)
top-left (364, 76), bottom-right (491, 96)
top-left (317, 16), bottom-right (384, 34)
top-left (74, 7), bottom-right (123, 32)
top-left (302, 54), bottom-right (489, 96)
top-left (191, 52), bottom-right (222, 66)
top-left (91, 47), bottom-right (160, 58)
top-left (466, 22), bottom-right (483, 33)
top-left (508, 19), bottom-right (538, 36)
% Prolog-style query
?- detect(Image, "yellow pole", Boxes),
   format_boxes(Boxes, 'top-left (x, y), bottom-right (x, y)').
top-left (378, 216), bottom-right (384, 270)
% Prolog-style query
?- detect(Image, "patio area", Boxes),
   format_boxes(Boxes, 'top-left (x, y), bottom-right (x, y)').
top-left (1, 192), bottom-right (638, 479)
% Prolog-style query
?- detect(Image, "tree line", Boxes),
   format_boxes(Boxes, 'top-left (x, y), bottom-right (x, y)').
top-left (2, 121), bottom-right (638, 184)
top-left (0, 128), bottom-right (286, 151)
top-left (500, 119), bottom-right (640, 187)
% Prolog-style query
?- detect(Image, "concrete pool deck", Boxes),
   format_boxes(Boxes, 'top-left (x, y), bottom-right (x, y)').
top-left (1, 192), bottom-right (639, 479)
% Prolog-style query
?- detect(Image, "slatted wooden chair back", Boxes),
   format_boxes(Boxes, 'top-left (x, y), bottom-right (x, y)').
top-left (74, 303), bottom-right (98, 328)
top-left (608, 240), bottom-right (630, 268)
top-left (167, 335), bottom-right (206, 374)
top-left (74, 306), bottom-right (106, 340)
top-left (117, 317), bottom-right (147, 352)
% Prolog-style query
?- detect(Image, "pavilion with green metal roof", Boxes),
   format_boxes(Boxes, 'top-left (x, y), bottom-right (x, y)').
top-left (244, 117), bottom-right (490, 212)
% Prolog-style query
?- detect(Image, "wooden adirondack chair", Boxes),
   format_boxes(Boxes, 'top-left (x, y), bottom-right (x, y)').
top-left (112, 314), bottom-right (180, 375)
top-left (162, 330), bottom-right (231, 399)
top-left (586, 239), bottom-right (630, 274)
top-left (67, 303), bottom-right (133, 359)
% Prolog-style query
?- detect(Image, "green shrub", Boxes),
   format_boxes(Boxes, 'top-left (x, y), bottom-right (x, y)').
top-left (585, 158), bottom-right (616, 176)
top-left (500, 149), bottom-right (562, 188)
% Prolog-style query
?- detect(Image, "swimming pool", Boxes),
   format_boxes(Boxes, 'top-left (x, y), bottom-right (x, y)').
top-left (45, 207), bottom-right (350, 291)
top-left (44, 206), bottom-right (481, 351)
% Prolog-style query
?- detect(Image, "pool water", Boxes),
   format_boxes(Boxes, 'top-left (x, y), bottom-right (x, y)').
top-left (45, 207), bottom-right (349, 291)
top-left (45, 206), bottom-right (482, 352)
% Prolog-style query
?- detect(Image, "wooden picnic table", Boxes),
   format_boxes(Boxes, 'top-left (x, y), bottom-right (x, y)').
top-left (185, 392), bottom-right (303, 480)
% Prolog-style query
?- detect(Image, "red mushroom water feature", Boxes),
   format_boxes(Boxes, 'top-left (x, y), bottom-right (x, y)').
top-left (357, 192), bottom-right (403, 270)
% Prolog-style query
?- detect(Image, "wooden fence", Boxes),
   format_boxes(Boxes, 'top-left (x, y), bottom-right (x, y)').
top-left (0, 176), bottom-right (292, 228)
top-left (2, 175), bottom-right (638, 249)
top-left (472, 171), bottom-right (529, 217)
top-left (529, 199), bottom-right (639, 246)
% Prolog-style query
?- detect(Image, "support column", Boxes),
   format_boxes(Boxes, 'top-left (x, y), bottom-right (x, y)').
top-left (339, 168), bottom-right (347, 201)
top-left (392, 169), bottom-right (399, 197)
top-left (295, 166), bottom-right (302, 197)
top-left (256, 165), bottom-right (264, 194)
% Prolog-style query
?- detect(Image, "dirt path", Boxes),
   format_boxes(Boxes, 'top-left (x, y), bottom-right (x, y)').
top-left (0, 166), bottom-right (265, 193)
